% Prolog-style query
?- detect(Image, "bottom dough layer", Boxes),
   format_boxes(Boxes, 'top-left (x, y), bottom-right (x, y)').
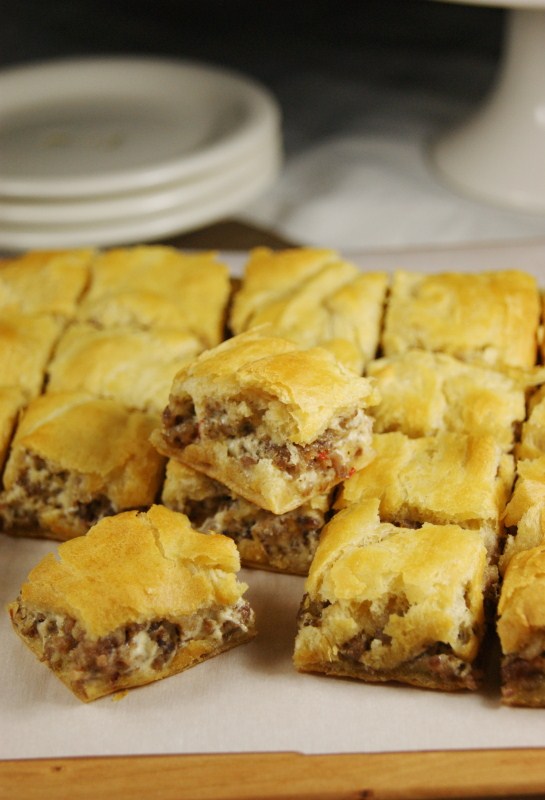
top-left (10, 597), bottom-right (255, 702)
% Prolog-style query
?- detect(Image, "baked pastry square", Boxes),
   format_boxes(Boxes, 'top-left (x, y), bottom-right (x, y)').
top-left (0, 391), bottom-right (165, 539)
top-left (0, 249), bottom-right (93, 319)
top-left (230, 247), bottom-right (388, 373)
top-left (497, 544), bottom-right (545, 706)
top-left (161, 458), bottom-right (331, 575)
top-left (153, 329), bottom-right (378, 515)
top-left (47, 323), bottom-right (203, 415)
top-left (366, 349), bottom-right (536, 451)
top-left (293, 498), bottom-right (488, 691)
top-left (77, 245), bottom-right (231, 347)
top-left (0, 312), bottom-right (65, 400)
top-left (8, 504), bottom-right (256, 702)
top-left (381, 269), bottom-right (540, 369)
top-left (335, 430), bottom-right (513, 564)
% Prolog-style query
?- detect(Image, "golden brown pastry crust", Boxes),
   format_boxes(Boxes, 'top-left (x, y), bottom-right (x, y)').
top-left (153, 329), bottom-right (378, 514)
top-left (294, 499), bottom-right (487, 690)
top-left (335, 431), bottom-right (513, 550)
top-left (161, 459), bottom-right (330, 575)
top-left (366, 349), bottom-right (536, 450)
top-left (77, 245), bottom-right (231, 346)
top-left (0, 312), bottom-right (65, 400)
top-left (497, 545), bottom-right (545, 706)
top-left (0, 391), bottom-right (165, 539)
top-left (230, 247), bottom-right (388, 373)
top-left (8, 505), bottom-right (256, 701)
top-left (47, 323), bottom-right (203, 414)
top-left (0, 249), bottom-right (93, 318)
top-left (382, 269), bottom-right (540, 369)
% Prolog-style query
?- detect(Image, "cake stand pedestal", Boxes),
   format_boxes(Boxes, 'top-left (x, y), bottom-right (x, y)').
top-left (431, 3), bottom-right (545, 212)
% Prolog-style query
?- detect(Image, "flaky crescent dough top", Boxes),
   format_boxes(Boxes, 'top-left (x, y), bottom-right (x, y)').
top-left (14, 505), bottom-right (246, 639)
top-left (77, 246), bottom-right (230, 346)
top-left (335, 431), bottom-right (512, 526)
top-left (497, 545), bottom-right (545, 654)
top-left (5, 391), bottom-right (159, 478)
top-left (0, 249), bottom-right (93, 318)
top-left (169, 328), bottom-right (379, 444)
top-left (382, 269), bottom-right (540, 369)
top-left (301, 499), bottom-right (486, 667)
top-left (229, 247), bottom-right (388, 372)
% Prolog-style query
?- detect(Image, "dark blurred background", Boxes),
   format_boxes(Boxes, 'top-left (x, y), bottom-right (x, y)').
top-left (2, 0), bottom-right (505, 158)
top-left (3, 0), bottom-right (523, 249)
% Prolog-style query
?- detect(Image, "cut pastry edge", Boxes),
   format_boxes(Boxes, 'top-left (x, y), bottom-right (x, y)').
top-left (9, 595), bottom-right (256, 703)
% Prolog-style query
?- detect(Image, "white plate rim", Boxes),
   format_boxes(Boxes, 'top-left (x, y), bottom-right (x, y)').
top-left (0, 147), bottom-right (281, 251)
top-left (0, 56), bottom-right (281, 198)
top-left (0, 129), bottom-right (281, 225)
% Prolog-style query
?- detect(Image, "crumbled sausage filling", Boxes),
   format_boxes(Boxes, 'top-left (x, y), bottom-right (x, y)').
top-left (196, 499), bottom-right (325, 573)
top-left (296, 593), bottom-right (478, 689)
top-left (161, 396), bottom-right (369, 484)
top-left (0, 450), bottom-right (115, 533)
top-left (11, 598), bottom-right (253, 692)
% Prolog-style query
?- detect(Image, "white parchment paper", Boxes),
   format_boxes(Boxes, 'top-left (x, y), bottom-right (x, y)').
top-left (3, 241), bottom-right (545, 761)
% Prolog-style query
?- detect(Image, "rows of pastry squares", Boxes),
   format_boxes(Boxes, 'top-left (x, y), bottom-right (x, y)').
top-left (0, 324), bottom-right (378, 577)
top-left (0, 246), bottom-right (232, 540)
top-left (231, 251), bottom-right (543, 373)
top-left (293, 383), bottom-right (544, 697)
top-left (0, 246), bottom-right (231, 413)
top-left (43, 245), bottom-right (230, 414)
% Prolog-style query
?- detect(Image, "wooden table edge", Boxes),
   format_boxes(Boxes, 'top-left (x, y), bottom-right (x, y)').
top-left (2, 748), bottom-right (545, 800)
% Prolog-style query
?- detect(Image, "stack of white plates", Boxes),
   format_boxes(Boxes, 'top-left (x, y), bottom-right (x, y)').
top-left (0, 57), bottom-right (282, 252)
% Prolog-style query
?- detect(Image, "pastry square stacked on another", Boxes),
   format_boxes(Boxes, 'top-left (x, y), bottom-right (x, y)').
top-left (229, 247), bottom-right (388, 373)
top-left (153, 327), bottom-right (378, 573)
top-left (153, 328), bottom-right (379, 516)
top-left (0, 391), bottom-right (165, 539)
top-left (293, 498), bottom-right (488, 691)
top-left (9, 504), bottom-right (256, 702)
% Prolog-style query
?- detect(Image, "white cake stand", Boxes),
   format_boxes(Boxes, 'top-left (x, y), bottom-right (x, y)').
top-left (430, 1), bottom-right (545, 212)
